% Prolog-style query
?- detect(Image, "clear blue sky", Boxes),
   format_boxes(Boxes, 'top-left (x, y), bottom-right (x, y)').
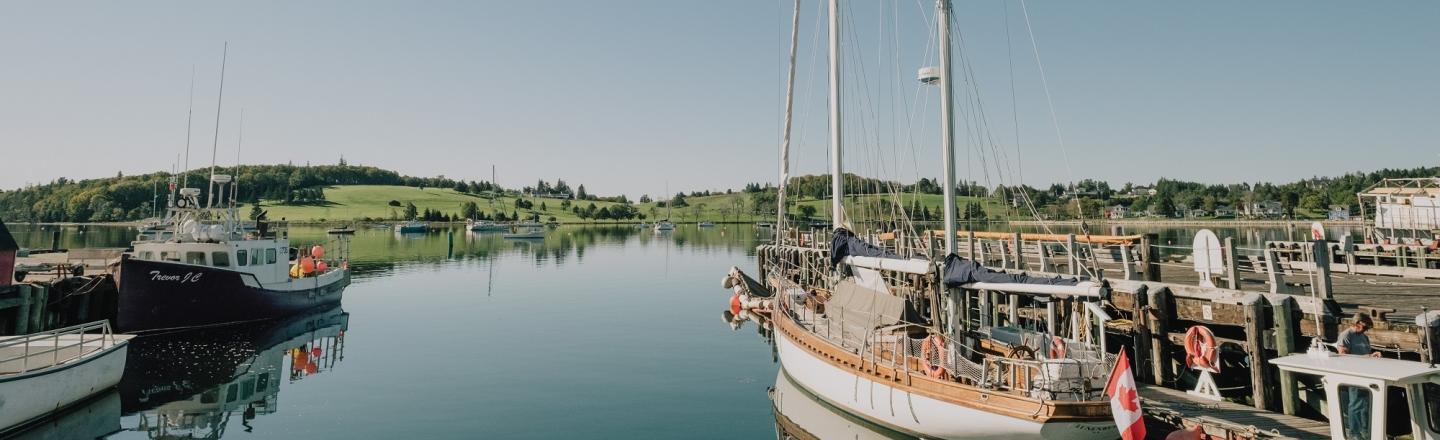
top-left (1, 1), bottom-right (1435, 198)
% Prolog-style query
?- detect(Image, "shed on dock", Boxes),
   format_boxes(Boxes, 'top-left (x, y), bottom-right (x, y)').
top-left (0, 220), bottom-right (16, 287)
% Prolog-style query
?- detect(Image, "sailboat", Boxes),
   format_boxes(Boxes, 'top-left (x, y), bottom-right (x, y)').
top-left (654, 183), bottom-right (676, 232)
top-left (752, 2), bottom-right (1117, 438)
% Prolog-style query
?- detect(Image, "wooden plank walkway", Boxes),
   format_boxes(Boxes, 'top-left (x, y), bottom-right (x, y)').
top-left (1139, 384), bottom-right (1330, 439)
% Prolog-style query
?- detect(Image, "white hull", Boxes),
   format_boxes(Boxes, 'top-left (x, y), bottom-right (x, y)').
top-left (776, 333), bottom-right (1115, 440)
top-left (0, 336), bottom-right (129, 433)
top-left (773, 368), bottom-right (910, 440)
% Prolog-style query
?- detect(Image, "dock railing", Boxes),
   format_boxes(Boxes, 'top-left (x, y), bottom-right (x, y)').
top-left (0, 320), bottom-right (118, 374)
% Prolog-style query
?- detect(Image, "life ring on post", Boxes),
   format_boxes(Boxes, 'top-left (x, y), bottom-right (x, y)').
top-left (1184, 325), bottom-right (1219, 372)
top-left (1049, 335), bottom-right (1067, 359)
top-left (921, 334), bottom-right (948, 379)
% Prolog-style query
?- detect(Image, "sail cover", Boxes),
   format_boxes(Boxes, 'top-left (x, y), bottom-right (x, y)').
top-left (830, 228), bottom-right (902, 266)
top-left (942, 254), bottom-right (1079, 288)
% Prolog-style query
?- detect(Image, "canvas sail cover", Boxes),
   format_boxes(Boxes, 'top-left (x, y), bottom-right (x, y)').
top-left (829, 228), bottom-right (901, 266)
top-left (942, 254), bottom-right (1079, 288)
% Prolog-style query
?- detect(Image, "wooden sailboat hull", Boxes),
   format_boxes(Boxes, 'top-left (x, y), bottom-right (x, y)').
top-left (774, 312), bottom-right (1116, 440)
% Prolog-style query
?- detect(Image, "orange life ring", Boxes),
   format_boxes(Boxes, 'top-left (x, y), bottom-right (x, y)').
top-left (1049, 335), bottom-right (1067, 359)
top-left (1184, 325), bottom-right (1219, 371)
top-left (921, 335), bottom-right (948, 379)
top-left (729, 294), bottom-right (743, 316)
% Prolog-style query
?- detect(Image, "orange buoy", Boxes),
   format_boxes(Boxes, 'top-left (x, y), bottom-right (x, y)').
top-left (1184, 325), bottom-right (1219, 371)
top-left (311, 245), bottom-right (325, 258)
top-left (921, 335), bottom-right (948, 379)
top-left (300, 257), bottom-right (316, 274)
top-left (1049, 335), bottom-right (1068, 359)
top-left (729, 294), bottom-right (743, 316)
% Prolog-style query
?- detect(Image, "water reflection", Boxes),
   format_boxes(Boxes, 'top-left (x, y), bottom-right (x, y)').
top-left (115, 306), bottom-right (349, 439)
top-left (7, 391), bottom-right (121, 440)
top-left (771, 367), bottom-right (914, 440)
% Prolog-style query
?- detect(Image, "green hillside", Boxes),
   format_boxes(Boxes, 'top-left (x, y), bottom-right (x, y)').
top-left (253, 185), bottom-right (1013, 223)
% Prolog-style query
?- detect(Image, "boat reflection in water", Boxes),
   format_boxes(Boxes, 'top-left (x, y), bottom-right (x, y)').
top-left (6, 391), bottom-right (121, 440)
top-left (771, 367), bottom-right (914, 440)
top-left (116, 306), bottom-right (348, 439)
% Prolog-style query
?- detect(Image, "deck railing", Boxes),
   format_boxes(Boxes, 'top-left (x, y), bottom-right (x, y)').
top-left (0, 320), bottom-right (118, 374)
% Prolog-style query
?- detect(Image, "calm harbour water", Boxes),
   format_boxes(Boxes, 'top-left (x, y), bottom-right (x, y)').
top-left (4, 221), bottom-right (1360, 439)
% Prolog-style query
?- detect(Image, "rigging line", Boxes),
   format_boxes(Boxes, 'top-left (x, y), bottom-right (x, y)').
top-left (1004, 0), bottom-right (1024, 188)
top-left (208, 42), bottom-right (229, 209)
top-left (1017, 0), bottom-right (1083, 224)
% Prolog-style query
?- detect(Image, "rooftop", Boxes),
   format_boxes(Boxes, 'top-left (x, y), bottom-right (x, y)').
top-left (1271, 353), bottom-right (1440, 384)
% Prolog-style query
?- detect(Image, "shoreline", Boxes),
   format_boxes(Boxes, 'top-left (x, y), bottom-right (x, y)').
top-left (12, 218), bottom-right (1366, 228)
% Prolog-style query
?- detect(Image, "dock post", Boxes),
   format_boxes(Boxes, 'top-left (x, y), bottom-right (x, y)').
top-left (1007, 294), bottom-right (1019, 327)
top-left (1038, 243), bottom-right (1054, 273)
top-left (1067, 234), bottom-right (1078, 276)
top-left (1244, 296), bottom-right (1270, 410)
top-left (1130, 285), bottom-right (1152, 384)
top-left (1011, 232), bottom-right (1023, 270)
top-left (1120, 244), bottom-right (1137, 280)
top-left (1146, 287), bottom-right (1173, 386)
top-left (29, 284), bottom-right (45, 331)
top-left (1142, 233), bottom-right (1161, 282)
top-left (1264, 245), bottom-right (1286, 294)
top-left (1273, 296), bottom-right (1300, 415)
top-left (447, 229), bottom-right (455, 258)
top-left (51, 230), bottom-right (60, 251)
top-left (14, 284), bottom-right (31, 334)
top-left (967, 230), bottom-right (976, 260)
top-left (1224, 237), bottom-right (1241, 290)
top-left (1311, 240), bottom-right (1334, 301)
top-left (988, 291), bottom-right (1002, 327)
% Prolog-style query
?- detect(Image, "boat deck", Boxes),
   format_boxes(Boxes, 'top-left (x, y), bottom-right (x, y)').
top-left (0, 334), bottom-right (131, 374)
top-left (1138, 384), bottom-right (1329, 439)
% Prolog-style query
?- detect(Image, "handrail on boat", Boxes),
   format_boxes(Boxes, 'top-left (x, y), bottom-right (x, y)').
top-left (0, 320), bottom-right (117, 375)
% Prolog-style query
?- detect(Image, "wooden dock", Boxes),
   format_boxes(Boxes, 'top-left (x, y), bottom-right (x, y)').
top-left (1139, 384), bottom-right (1329, 439)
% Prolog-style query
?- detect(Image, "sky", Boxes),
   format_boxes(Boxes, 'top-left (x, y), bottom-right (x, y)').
top-left (1, 1), bottom-right (1436, 198)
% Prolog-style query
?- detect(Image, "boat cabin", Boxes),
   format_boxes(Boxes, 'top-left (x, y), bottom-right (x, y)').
top-left (1271, 353), bottom-right (1440, 440)
top-left (132, 238), bottom-right (294, 285)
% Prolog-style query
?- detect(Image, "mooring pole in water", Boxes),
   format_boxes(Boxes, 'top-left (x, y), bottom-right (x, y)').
top-left (51, 230), bottom-right (61, 251)
top-left (447, 229), bottom-right (455, 258)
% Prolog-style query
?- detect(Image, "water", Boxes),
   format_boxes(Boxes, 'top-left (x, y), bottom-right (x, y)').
top-left (8, 224), bottom-right (781, 439)
top-left (0, 221), bottom-right (1363, 438)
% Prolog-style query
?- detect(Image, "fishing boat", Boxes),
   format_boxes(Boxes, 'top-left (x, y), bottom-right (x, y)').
top-left (117, 176), bottom-right (350, 332)
top-left (326, 225), bottom-right (356, 235)
top-left (0, 321), bottom-right (132, 435)
top-left (116, 50), bottom-right (349, 332)
top-left (394, 220), bottom-right (428, 234)
top-left (467, 219), bottom-right (508, 232)
top-left (698, 221), bottom-right (715, 228)
top-left (653, 220), bottom-right (675, 232)
top-left (741, 2), bottom-right (1117, 438)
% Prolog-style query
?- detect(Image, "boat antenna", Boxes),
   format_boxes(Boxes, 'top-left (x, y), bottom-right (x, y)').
top-left (232, 107), bottom-right (244, 210)
top-left (183, 65), bottom-right (195, 188)
top-left (776, 0), bottom-right (800, 246)
top-left (207, 42), bottom-right (228, 209)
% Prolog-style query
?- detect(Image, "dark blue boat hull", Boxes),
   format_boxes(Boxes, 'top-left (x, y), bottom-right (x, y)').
top-left (116, 257), bottom-right (348, 332)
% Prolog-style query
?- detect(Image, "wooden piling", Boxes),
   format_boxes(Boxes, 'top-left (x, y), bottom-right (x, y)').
top-left (15, 284), bottom-right (30, 334)
top-left (1244, 296), bottom-right (1269, 410)
top-left (1067, 234), bottom-right (1079, 276)
top-left (1147, 287), bottom-right (1174, 386)
top-left (1142, 233), bottom-right (1161, 282)
top-left (1273, 296), bottom-right (1300, 415)
top-left (1130, 285), bottom-right (1152, 384)
top-left (1311, 240), bottom-right (1334, 300)
top-left (1011, 232), bottom-right (1023, 270)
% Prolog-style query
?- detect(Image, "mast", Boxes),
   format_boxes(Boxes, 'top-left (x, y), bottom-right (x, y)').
top-left (207, 42), bottom-right (228, 209)
top-left (232, 108), bottom-right (244, 211)
top-left (827, 0), bottom-right (843, 228)
top-left (777, 0), bottom-right (800, 243)
top-left (183, 67), bottom-right (195, 189)
top-left (937, 0), bottom-right (958, 255)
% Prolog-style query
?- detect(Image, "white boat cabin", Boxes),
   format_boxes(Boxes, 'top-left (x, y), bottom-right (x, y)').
top-left (132, 238), bottom-right (294, 285)
top-left (1272, 353), bottom-right (1440, 440)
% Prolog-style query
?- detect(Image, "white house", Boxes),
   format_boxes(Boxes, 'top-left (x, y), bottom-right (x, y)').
top-left (1247, 201), bottom-right (1285, 218)
top-left (1212, 205), bottom-right (1236, 217)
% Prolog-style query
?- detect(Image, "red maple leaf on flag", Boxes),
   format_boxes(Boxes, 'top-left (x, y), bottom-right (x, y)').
top-left (1117, 383), bottom-right (1140, 412)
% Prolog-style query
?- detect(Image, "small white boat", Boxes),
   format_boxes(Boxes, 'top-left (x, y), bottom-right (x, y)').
top-left (467, 219), bottom-right (508, 232)
top-left (394, 220), bottom-right (428, 233)
top-left (653, 220), bottom-right (675, 232)
top-left (0, 321), bottom-right (132, 434)
top-left (698, 221), bottom-right (715, 228)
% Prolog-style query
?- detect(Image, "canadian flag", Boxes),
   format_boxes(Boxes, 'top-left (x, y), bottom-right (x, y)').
top-left (1105, 348), bottom-right (1146, 440)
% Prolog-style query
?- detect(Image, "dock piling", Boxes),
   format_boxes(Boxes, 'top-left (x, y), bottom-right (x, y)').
top-left (1273, 296), bottom-right (1299, 415)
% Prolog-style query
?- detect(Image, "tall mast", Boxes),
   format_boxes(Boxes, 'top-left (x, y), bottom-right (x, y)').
top-left (232, 108), bottom-right (244, 209)
top-left (207, 42), bottom-right (228, 209)
top-left (777, 0), bottom-right (801, 243)
top-left (827, 0), bottom-right (843, 228)
top-left (937, 0), bottom-right (958, 255)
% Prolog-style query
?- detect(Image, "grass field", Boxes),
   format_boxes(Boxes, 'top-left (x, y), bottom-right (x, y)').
top-left (253, 185), bottom-right (1019, 223)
